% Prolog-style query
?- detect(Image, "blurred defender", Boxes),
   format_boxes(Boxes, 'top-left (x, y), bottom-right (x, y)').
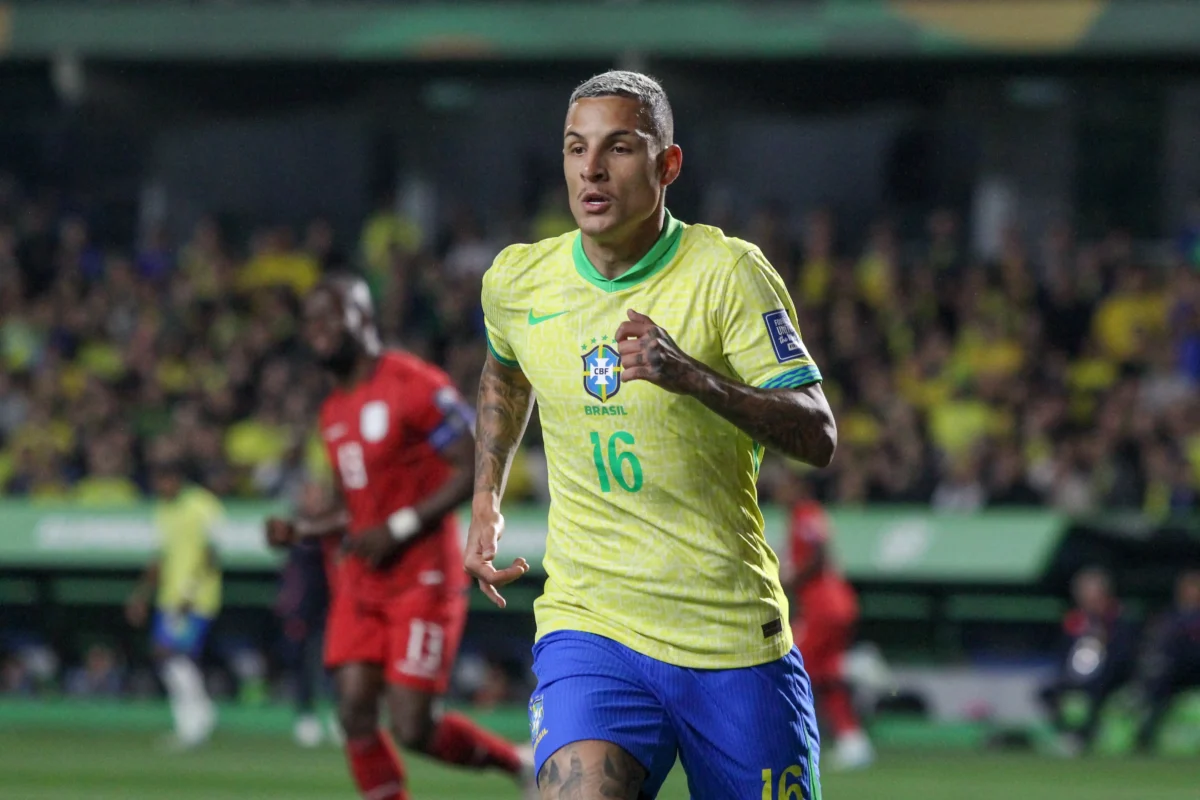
top-left (266, 276), bottom-right (535, 800)
top-left (778, 470), bottom-right (875, 770)
top-left (467, 71), bottom-right (836, 799)
top-left (126, 460), bottom-right (223, 749)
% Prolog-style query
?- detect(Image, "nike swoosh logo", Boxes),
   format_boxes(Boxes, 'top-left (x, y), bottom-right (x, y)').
top-left (528, 309), bottom-right (570, 326)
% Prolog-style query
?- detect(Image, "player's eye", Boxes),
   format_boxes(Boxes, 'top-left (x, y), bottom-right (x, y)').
top-left (567, 144), bottom-right (585, 156)
top-left (612, 144), bottom-right (632, 154)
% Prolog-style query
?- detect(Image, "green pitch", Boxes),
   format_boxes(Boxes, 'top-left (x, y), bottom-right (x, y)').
top-left (0, 728), bottom-right (1197, 800)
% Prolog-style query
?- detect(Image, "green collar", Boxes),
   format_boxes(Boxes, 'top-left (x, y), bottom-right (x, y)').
top-left (572, 210), bottom-right (684, 293)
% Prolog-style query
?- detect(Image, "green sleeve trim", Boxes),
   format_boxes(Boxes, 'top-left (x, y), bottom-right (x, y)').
top-left (757, 364), bottom-right (822, 390)
top-left (485, 330), bottom-right (520, 368)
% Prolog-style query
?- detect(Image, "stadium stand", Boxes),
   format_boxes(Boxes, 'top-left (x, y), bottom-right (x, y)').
top-left (1, 175), bottom-right (1197, 518)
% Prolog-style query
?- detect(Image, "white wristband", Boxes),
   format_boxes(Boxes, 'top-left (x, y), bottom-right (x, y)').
top-left (387, 507), bottom-right (421, 542)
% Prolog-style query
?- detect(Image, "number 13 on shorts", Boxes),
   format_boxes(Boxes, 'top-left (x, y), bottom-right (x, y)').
top-left (762, 765), bottom-right (819, 800)
top-left (399, 619), bottom-right (444, 679)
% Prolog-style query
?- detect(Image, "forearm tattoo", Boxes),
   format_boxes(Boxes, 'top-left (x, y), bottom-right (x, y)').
top-left (621, 321), bottom-right (836, 468)
top-left (474, 355), bottom-right (535, 497)
top-left (688, 368), bottom-right (837, 467)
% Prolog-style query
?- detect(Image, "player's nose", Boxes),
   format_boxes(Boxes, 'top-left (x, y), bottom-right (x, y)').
top-left (580, 152), bottom-right (606, 182)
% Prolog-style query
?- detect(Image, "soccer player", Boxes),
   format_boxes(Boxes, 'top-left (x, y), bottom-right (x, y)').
top-left (265, 275), bottom-right (536, 800)
top-left (777, 469), bottom-right (875, 771)
top-left (125, 459), bottom-right (223, 750)
top-left (466, 71), bottom-right (837, 799)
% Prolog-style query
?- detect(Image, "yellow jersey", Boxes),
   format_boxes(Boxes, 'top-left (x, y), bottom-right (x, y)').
top-left (155, 486), bottom-right (224, 618)
top-left (482, 211), bottom-right (822, 668)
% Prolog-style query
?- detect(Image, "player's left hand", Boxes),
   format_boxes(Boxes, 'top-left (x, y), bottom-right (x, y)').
top-left (615, 309), bottom-right (700, 394)
top-left (349, 526), bottom-right (401, 569)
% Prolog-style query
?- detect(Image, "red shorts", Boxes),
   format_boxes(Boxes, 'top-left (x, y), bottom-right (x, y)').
top-left (793, 616), bottom-right (853, 685)
top-left (793, 589), bottom-right (858, 685)
top-left (324, 577), bottom-right (468, 694)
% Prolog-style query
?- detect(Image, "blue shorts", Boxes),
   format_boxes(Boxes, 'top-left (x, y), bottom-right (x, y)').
top-left (529, 631), bottom-right (822, 800)
top-left (152, 611), bottom-right (213, 659)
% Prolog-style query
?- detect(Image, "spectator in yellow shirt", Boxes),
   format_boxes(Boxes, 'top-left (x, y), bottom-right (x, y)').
top-left (238, 227), bottom-right (320, 298)
top-left (797, 208), bottom-right (835, 308)
top-left (359, 194), bottom-right (422, 303)
top-left (928, 385), bottom-right (1004, 461)
top-left (224, 406), bottom-right (291, 495)
top-left (1092, 266), bottom-right (1167, 362)
top-left (73, 443), bottom-right (140, 507)
top-left (856, 219), bottom-right (898, 310)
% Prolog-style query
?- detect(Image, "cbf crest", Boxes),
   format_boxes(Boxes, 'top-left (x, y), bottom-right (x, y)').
top-left (528, 694), bottom-right (547, 748)
top-left (581, 336), bottom-right (622, 402)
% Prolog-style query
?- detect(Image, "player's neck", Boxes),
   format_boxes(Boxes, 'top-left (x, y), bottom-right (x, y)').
top-left (336, 353), bottom-right (380, 389)
top-left (581, 207), bottom-right (666, 280)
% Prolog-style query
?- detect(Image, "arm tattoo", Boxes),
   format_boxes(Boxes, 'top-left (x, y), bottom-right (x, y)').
top-left (474, 354), bottom-right (535, 497)
top-left (683, 365), bottom-right (837, 467)
top-left (536, 745), bottom-right (645, 800)
top-left (559, 752), bottom-right (586, 799)
top-left (600, 752), bottom-right (643, 798)
top-left (538, 757), bottom-right (561, 789)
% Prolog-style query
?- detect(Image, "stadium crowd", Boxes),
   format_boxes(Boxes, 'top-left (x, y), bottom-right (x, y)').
top-left (0, 174), bottom-right (1198, 518)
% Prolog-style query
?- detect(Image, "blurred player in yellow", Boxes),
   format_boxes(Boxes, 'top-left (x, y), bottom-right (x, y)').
top-left (126, 458), bottom-right (224, 750)
top-left (465, 71), bottom-right (837, 799)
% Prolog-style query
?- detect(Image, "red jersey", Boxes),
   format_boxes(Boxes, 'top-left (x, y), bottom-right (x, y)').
top-left (788, 500), bottom-right (857, 624)
top-left (319, 351), bottom-right (469, 599)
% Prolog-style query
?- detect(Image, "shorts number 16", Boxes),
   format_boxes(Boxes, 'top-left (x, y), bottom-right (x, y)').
top-left (762, 766), bottom-right (809, 800)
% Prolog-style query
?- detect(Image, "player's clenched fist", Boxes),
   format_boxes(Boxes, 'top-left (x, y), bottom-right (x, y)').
top-left (464, 503), bottom-right (529, 609)
top-left (615, 309), bottom-right (700, 393)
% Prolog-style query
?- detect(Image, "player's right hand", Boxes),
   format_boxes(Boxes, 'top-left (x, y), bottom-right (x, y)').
top-left (265, 517), bottom-right (296, 549)
top-left (464, 507), bottom-right (529, 609)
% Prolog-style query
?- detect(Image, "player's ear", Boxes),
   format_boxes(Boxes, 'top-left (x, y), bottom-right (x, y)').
top-left (659, 144), bottom-right (683, 188)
